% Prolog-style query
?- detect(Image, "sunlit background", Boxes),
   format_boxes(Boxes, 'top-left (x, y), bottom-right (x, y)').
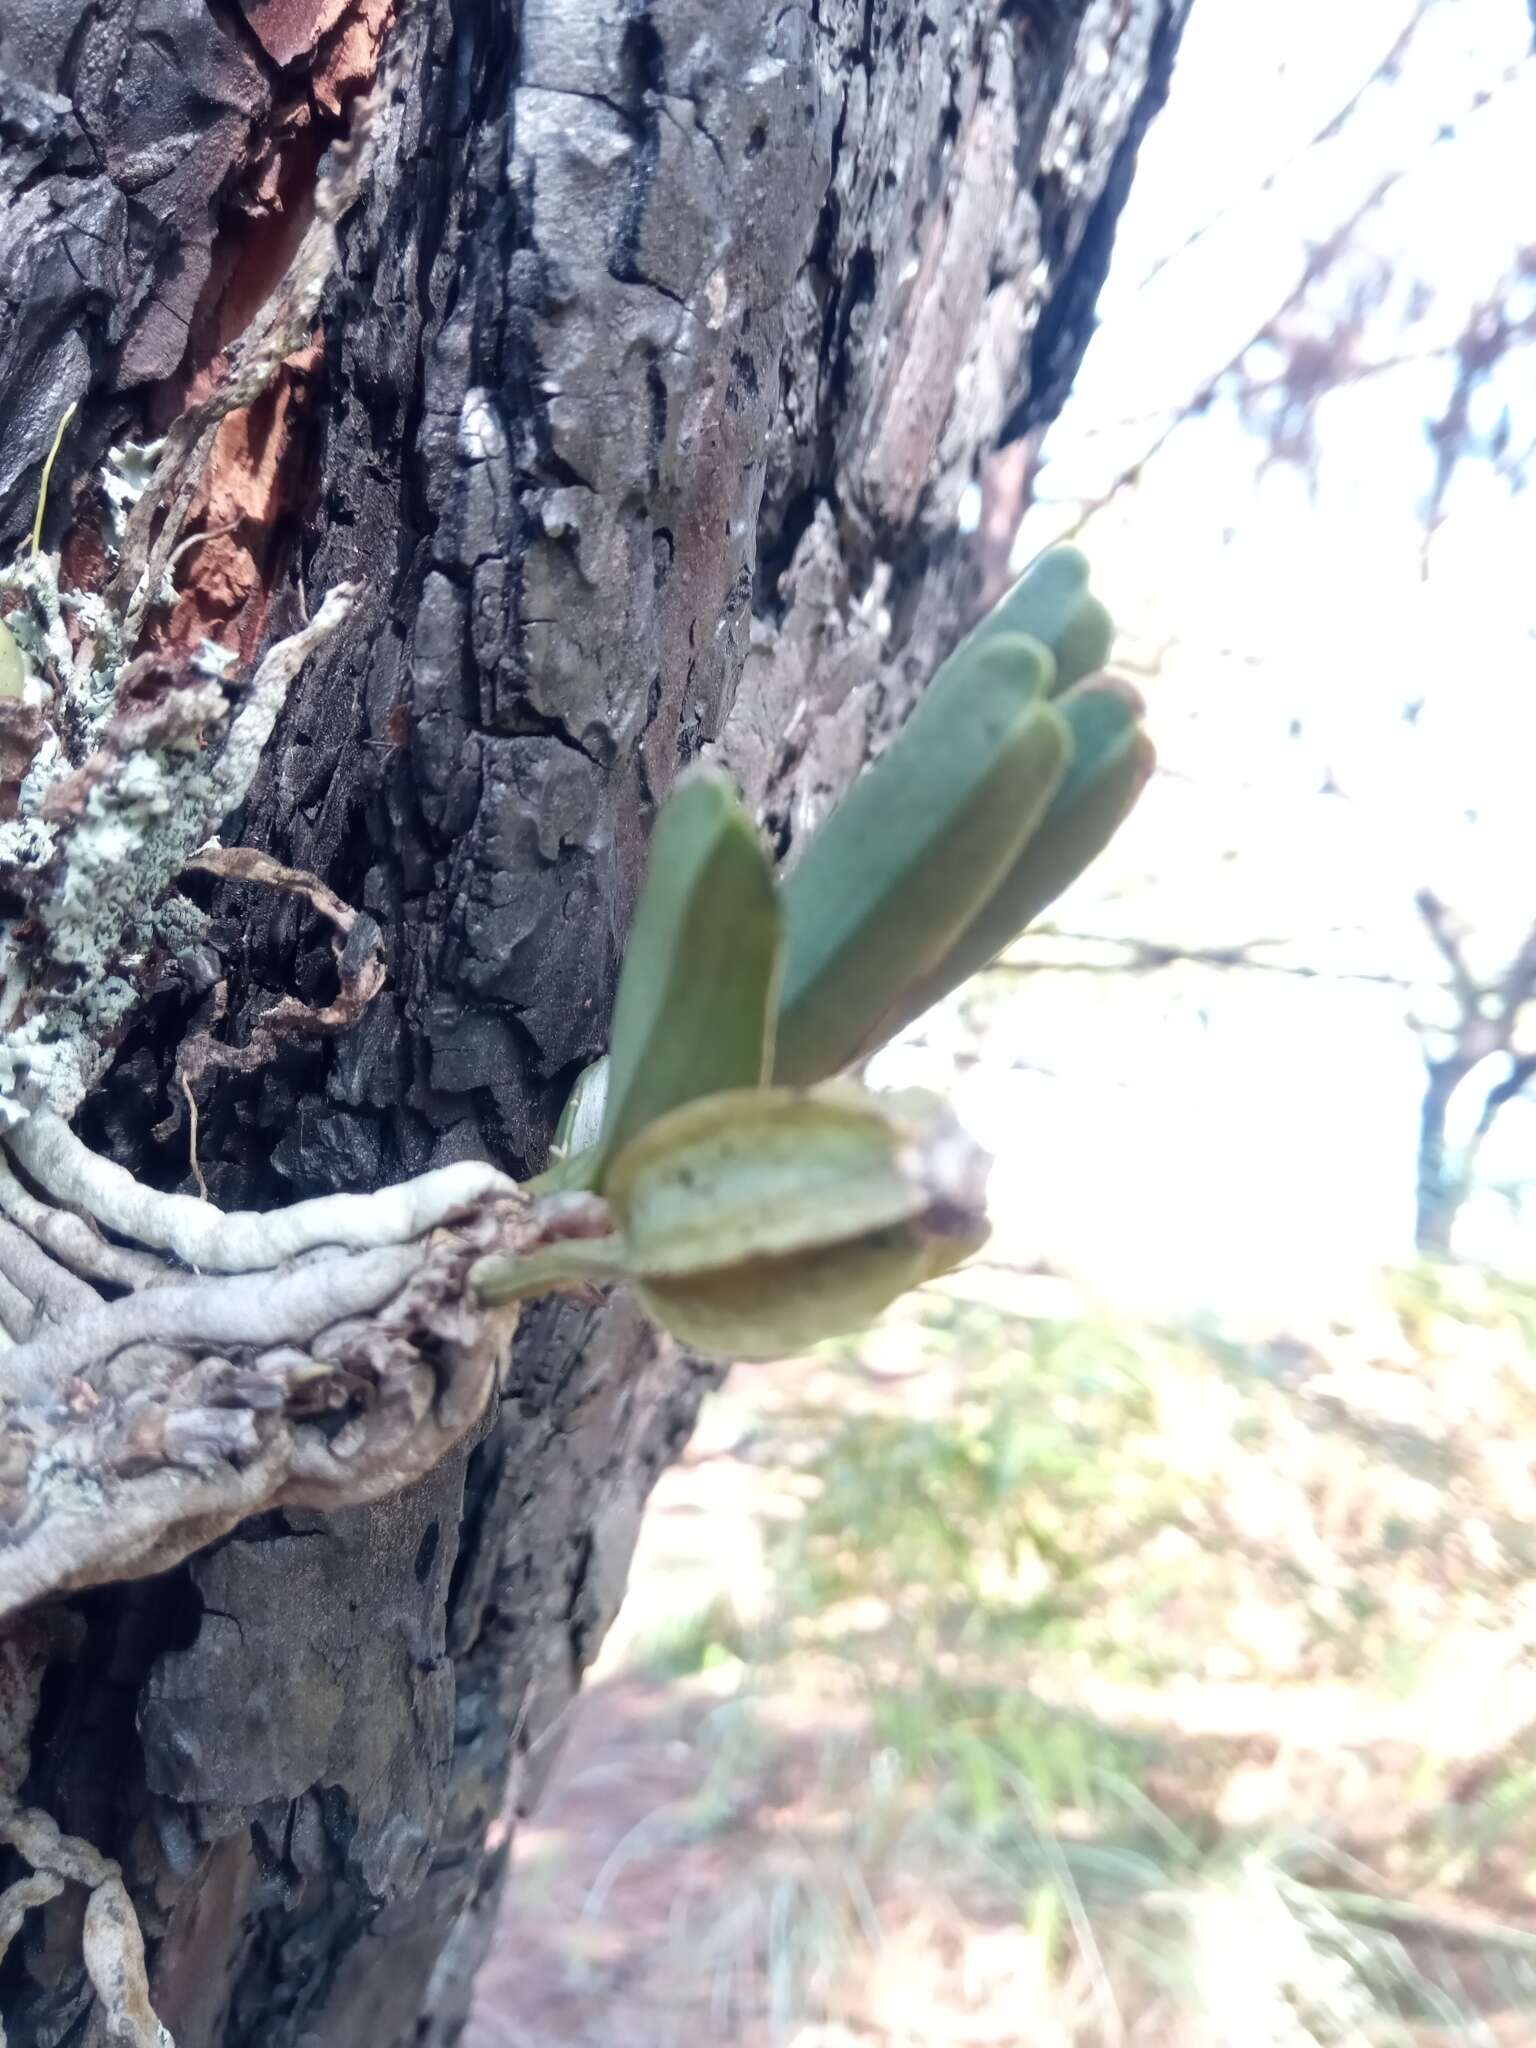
top-left (877, 0), bottom-right (1536, 1313)
top-left (475, 7), bottom-right (1536, 2043)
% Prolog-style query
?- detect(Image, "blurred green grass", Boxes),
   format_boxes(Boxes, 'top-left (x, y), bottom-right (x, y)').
top-left (603, 1267), bottom-right (1536, 2043)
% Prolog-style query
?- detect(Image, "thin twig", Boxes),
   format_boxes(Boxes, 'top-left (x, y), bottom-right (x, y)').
top-left (1414, 888), bottom-right (1482, 1009)
top-left (995, 933), bottom-right (1421, 990)
top-left (1053, 62), bottom-right (1520, 542)
top-left (182, 1074), bottom-right (208, 1201)
top-left (1131, 0), bottom-right (1441, 299)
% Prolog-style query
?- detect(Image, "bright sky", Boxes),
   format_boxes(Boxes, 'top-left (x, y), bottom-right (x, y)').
top-left (880, 0), bottom-right (1536, 1314)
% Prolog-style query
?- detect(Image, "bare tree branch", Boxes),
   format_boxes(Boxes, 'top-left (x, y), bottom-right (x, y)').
top-left (995, 932), bottom-right (1422, 990)
top-left (1498, 917), bottom-right (1536, 1026)
top-left (1131, 0), bottom-right (1442, 300)
top-left (1050, 61), bottom-right (1524, 542)
top-left (1414, 887), bottom-right (1482, 1011)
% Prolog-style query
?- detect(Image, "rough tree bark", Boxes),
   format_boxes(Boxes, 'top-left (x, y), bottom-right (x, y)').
top-left (0, 1), bottom-right (1188, 2040)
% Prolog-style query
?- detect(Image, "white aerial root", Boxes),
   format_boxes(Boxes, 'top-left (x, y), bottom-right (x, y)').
top-left (0, 1807), bottom-right (169, 2047)
top-left (0, 1868), bottom-right (65, 1969)
top-left (0, 1214), bottom-right (96, 1327)
top-left (205, 582), bottom-right (359, 814)
top-left (0, 1242), bottom-right (426, 1400)
top-left (0, 1154), bottom-right (578, 1617)
top-left (6, 1112), bottom-right (518, 1272)
top-left (0, 1622), bottom-right (172, 2045)
top-left (0, 1268), bottom-right (31, 1344)
top-left (0, 1152), bottom-right (171, 1291)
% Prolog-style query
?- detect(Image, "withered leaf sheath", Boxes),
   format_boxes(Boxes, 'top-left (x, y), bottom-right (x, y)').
top-left (475, 1083), bottom-right (990, 1361)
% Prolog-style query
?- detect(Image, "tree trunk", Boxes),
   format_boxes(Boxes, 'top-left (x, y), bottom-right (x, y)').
top-left (1415, 1058), bottom-right (1465, 1256)
top-left (0, 1), bottom-right (1188, 2040)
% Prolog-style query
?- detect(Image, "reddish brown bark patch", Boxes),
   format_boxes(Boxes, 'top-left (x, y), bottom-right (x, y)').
top-left (241, 0), bottom-right (356, 68)
top-left (239, 0), bottom-right (394, 108)
top-left (315, 0), bottom-right (395, 114)
top-left (144, 0), bottom-right (394, 662)
top-left (164, 346), bottom-right (324, 667)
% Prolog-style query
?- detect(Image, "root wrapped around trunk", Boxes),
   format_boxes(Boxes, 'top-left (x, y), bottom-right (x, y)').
top-left (0, 1138), bottom-right (557, 1618)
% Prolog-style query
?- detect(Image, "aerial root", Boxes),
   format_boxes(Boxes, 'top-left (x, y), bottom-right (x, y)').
top-left (0, 1802), bottom-right (170, 2048)
top-left (0, 1129), bottom-right (605, 1618)
top-left (5, 1112), bottom-right (518, 1273)
top-left (0, 1152), bottom-right (171, 1291)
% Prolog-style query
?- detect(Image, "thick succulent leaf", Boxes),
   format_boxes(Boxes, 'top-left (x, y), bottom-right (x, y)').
top-left (892, 675), bottom-right (1154, 1030)
top-left (634, 1230), bottom-right (955, 1362)
top-left (934, 545), bottom-right (1113, 700)
top-left (602, 1082), bottom-right (943, 1276)
top-left (591, 772), bottom-right (781, 1184)
top-left (774, 640), bottom-right (1069, 1084)
top-left (479, 1082), bottom-right (992, 1360)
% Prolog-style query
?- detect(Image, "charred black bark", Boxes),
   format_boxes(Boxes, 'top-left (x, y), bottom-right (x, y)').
top-left (0, 1), bottom-right (1189, 2039)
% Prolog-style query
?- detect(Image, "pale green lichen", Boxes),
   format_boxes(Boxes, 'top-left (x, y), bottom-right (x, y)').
top-left (0, 470), bottom-right (354, 1122)
top-left (100, 439), bottom-right (164, 554)
top-left (0, 553), bottom-right (72, 683)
